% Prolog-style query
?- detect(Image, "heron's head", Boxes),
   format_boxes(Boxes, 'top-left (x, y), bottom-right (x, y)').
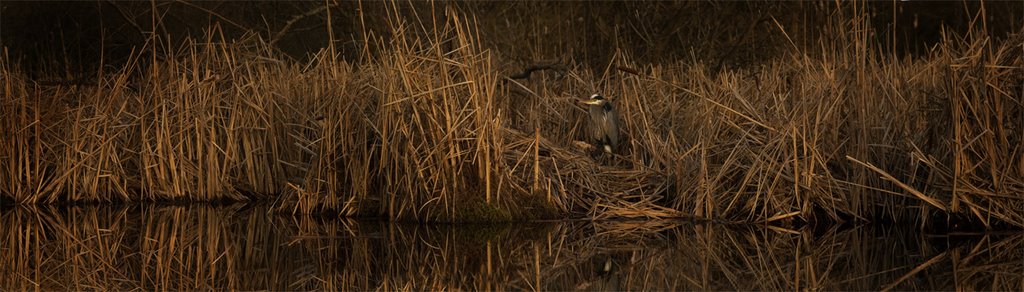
top-left (581, 94), bottom-right (607, 106)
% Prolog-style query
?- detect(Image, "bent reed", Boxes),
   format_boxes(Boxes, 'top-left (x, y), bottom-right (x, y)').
top-left (1, 3), bottom-right (1022, 228)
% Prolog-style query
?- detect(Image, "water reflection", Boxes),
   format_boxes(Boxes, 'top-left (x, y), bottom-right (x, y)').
top-left (1, 205), bottom-right (1020, 290)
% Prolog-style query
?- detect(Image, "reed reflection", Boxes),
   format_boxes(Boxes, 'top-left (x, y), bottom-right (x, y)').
top-left (0, 205), bottom-right (1020, 290)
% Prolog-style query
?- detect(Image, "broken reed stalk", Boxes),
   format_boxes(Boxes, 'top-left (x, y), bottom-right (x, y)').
top-left (0, 3), bottom-right (1022, 227)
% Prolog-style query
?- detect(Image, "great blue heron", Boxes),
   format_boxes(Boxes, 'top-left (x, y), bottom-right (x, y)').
top-left (581, 94), bottom-right (620, 154)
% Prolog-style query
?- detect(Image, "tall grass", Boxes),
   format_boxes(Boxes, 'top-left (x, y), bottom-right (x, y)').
top-left (1, 2), bottom-right (1022, 227)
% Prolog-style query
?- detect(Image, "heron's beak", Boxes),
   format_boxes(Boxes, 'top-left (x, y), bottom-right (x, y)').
top-left (580, 99), bottom-right (604, 105)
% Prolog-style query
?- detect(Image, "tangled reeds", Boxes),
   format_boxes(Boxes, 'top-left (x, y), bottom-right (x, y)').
top-left (1, 2), bottom-right (1022, 227)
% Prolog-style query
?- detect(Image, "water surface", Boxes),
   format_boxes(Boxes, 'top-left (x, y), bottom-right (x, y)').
top-left (1, 204), bottom-right (1020, 290)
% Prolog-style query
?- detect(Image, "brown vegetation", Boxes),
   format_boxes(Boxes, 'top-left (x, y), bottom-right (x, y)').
top-left (1, 2), bottom-right (1022, 228)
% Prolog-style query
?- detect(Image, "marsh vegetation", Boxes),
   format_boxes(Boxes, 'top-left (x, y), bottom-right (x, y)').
top-left (1, 2), bottom-right (1023, 229)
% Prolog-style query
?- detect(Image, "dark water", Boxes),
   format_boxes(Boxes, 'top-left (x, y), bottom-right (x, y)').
top-left (1, 204), bottom-right (1020, 290)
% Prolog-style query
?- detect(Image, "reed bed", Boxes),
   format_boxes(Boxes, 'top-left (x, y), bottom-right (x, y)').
top-left (1, 2), bottom-right (1023, 227)
top-left (2, 205), bottom-right (1021, 290)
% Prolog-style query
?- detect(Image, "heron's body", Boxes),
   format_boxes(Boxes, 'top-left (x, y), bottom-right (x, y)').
top-left (582, 94), bottom-right (619, 154)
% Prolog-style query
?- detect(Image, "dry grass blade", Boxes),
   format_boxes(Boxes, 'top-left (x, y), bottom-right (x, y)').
top-left (847, 156), bottom-right (948, 212)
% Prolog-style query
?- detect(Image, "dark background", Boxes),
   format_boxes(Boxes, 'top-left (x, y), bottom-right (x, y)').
top-left (2, 1), bottom-right (1022, 76)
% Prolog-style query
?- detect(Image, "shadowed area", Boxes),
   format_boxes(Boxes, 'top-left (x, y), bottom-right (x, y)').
top-left (1, 205), bottom-right (1020, 290)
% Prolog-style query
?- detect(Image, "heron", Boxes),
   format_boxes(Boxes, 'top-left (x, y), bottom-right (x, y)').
top-left (580, 94), bottom-right (620, 154)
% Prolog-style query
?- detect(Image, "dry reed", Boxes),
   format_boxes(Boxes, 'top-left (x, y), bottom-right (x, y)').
top-left (1, 2), bottom-right (1022, 228)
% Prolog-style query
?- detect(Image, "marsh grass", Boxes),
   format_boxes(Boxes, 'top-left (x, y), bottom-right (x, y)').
top-left (1, 2), bottom-right (1023, 227)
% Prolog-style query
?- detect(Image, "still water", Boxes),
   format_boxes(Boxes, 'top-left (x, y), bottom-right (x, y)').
top-left (1, 204), bottom-right (1020, 290)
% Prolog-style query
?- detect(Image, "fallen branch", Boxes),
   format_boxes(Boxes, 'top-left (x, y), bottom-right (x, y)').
top-left (508, 59), bottom-right (566, 79)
